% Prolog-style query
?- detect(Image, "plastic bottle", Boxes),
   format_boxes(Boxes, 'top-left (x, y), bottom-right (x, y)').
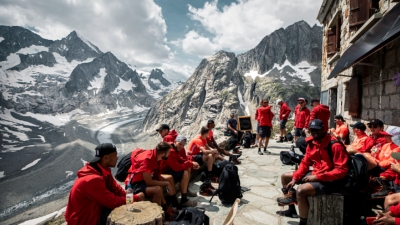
top-left (126, 184), bottom-right (134, 207)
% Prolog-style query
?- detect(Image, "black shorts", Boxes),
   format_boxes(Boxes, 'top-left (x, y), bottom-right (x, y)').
top-left (280, 120), bottom-right (288, 129)
top-left (165, 170), bottom-right (184, 183)
top-left (300, 172), bottom-right (340, 195)
top-left (130, 180), bottom-right (147, 195)
top-left (193, 153), bottom-right (204, 166)
top-left (294, 128), bottom-right (306, 137)
top-left (395, 184), bottom-right (400, 193)
top-left (258, 126), bottom-right (271, 138)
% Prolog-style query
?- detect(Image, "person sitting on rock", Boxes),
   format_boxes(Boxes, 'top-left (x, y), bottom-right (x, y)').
top-left (188, 127), bottom-right (222, 181)
top-left (206, 119), bottom-right (241, 164)
top-left (160, 135), bottom-right (200, 206)
top-left (226, 112), bottom-right (243, 140)
top-left (276, 119), bottom-right (349, 225)
top-left (125, 142), bottom-right (178, 220)
top-left (346, 122), bottom-right (368, 154)
top-left (65, 143), bottom-right (145, 225)
top-left (157, 124), bottom-right (178, 143)
top-left (255, 99), bottom-right (274, 155)
top-left (329, 115), bottom-right (349, 144)
top-left (276, 99), bottom-right (291, 143)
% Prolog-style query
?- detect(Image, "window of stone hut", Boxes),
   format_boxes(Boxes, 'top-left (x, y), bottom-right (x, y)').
top-left (349, 0), bottom-right (380, 30)
top-left (326, 13), bottom-right (342, 57)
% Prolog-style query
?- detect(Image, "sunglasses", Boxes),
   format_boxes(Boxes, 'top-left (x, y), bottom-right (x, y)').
top-left (368, 125), bottom-right (379, 128)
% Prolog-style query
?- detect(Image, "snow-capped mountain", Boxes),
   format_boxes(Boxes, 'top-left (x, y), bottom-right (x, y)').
top-left (0, 26), bottom-right (157, 115)
top-left (137, 68), bottom-right (183, 99)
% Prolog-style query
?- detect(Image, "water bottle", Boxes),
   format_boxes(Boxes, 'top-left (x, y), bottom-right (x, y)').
top-left (126, 184), bottom-right (134, 208)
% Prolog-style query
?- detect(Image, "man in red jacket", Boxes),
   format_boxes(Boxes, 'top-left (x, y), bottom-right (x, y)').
top-left (294, 98), bottom-right (310, 143)
top-left (276, 119), bottom-right (349, 225)
top-left (359, 119), bottom-right (387, 154)
top-left (65, 143), bottom-right (145, 225)
top-left (160, 135), bottom-right (200, 206)
top-left (255, 99), bottom-right (274, 155)
top-left (276, 99), bottom-right (292, 143)
top-left (306, 98), bottom-right (330, 132)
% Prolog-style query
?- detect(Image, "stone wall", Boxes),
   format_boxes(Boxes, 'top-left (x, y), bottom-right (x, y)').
top-left (320, 0), bottom-right (400, 127)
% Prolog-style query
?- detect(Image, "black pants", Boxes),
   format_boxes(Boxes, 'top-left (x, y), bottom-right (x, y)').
top-left (100, 207), bottom-right (113, 225)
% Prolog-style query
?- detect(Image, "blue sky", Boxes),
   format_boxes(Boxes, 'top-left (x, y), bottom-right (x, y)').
top-left (0, 0), bottom-right (323, 80)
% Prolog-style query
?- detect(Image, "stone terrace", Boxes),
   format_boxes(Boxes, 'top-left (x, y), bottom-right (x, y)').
top-left (188, 141), bottom-right (300, 225)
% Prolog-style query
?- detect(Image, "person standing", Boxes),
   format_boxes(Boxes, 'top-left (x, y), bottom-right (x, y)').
top-left (276, 99), bottom-right (292, 143)
top-left (294, 98), bottom-right (310, 143)
top-left (65, 143), bottom-right (144, 225)
top-left (306, 98), bottom-right (330, 132)
top-left (255, 99), bottom-right (274, 155)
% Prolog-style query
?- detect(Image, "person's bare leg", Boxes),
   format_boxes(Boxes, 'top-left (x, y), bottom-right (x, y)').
top-left (294, 136), bottom-right (299, 143)
top-left (264, 137), bottom-right (270, 148)
top-left (281, 172), bottom-right (294, 187)
top-left (362, 153), bottom-right (378, 170)
top-left (146, 186), bottom-right (163, 206)
top-left (384, 192), bottom-right (400, 210)
top-left (161, 174), bottom-right (176, 195)
top-left (283, 129), bottom-right (287, 137)
top-left (180, 170), bottom-right (189, 194)
top-left (296, 183), bottom-right (316, 218)
top-left (203, 153), bottom-right (213, 171)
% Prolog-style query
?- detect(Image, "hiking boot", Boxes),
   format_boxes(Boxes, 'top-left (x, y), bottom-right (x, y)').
top-left (283, 136), bottom-right (289, 142)
top-left (264, 149), bottom-right (271, 154)
top-left (276, 137), bottom-right (284, 143)
top-left (258, 150), bottom-right (263, 155)
top-left (181, 198), bottom-right (198, 207)
top-left (187, 189), bottom-right (197, 197)
top-left (163, 205), bottom-right (178, 221)
top-left (371, 178), bottom-right (393, 198)
top-left (277, 188), bottom-right (297, 205)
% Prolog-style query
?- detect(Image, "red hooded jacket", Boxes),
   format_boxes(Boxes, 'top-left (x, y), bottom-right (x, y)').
top-left (389, 204), bottom-right (400, 225)
top-left (294, 106), bottom-right (310, 129)
top-left (163, 130), bottom-right (178, 143)
top-left (359, 133), bottom-right (387, 153)
top-left (125, 149), bottom-right (161, 185)
top-left (255, 106), bottom-right (274, 126)
top-left (293, 134), bottom-right (349, 182)
top-left (279, 102), bottom-right (291, 120)
top-left (160, 145), bottom-right (193, 173)
top-left (307, 104), bottom-right (330, 131)
top-left (65, 163), bottom-right (126, 225)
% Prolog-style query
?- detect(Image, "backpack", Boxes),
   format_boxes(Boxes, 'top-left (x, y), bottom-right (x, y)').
top-left (242, 131), bottom-right (252, 148)
top-left (209, 163), bottom-right (242, 204)
top-left (280, 146), bottom-right (304, 165)
top-left (225, 136), bottom-right (239, 151)
top-left (115, 152), bottom-right (132, 182)
top-left (286, 133), bottom-right (294, 142)
top-left (326, 140), bottom-right (369, 194)
top-left (171, 207), bottom-right (210, 225)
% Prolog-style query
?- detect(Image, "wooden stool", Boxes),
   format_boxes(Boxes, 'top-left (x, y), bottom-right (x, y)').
top-left (307, 194), bottom-right (344, 225)
top-left (107, 201), bottom-right (164, 225)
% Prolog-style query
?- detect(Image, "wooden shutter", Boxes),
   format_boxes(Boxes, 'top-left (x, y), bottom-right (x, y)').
top-left (348, 76), bottom-right (361, 117)
top-left (335, 17), bottom-right (342, 52)
top-left (350, 0), bottom-right (370, 28)
top-left (327, 29), bottom-right (337, 56)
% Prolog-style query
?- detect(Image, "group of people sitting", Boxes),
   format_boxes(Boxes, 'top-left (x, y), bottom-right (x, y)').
top-left (64, 120), bottom-right (242, 225)
top-left (276, 112), bottom-right (400, 224)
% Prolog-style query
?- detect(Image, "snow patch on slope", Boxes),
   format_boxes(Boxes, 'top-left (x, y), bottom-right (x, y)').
top-left (0, 37), bottom-right (4, 43)
top-left (112, 77), bottom-right (137, 94)
top-left (16, 45), bottom-right (49, 55)
top-left (238, 89), bottom-right (250, 115)
top-left (21, 158), bottom-right (41, 170)
top-left (0, 53), bottom-right (21, 70)
top-left (76, 32), bottom-right (100, 53)
top-left (88, 68), bottom-right (107, 90)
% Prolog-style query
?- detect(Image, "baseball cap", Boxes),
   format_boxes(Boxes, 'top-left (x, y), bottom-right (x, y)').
top-left (298, 98), bottom-right (305, 102)
top-left (311, 98), bottom-right (320, 103)
top-left (156, 124), bottom-right (170, 132)
top-left (175, 135), bottom-right (187, 143)
top-left (309, 119), bottom-right (324, 129)
top-left (350, 122), bottom-right (367, 131)
top-left (276, 99), bottom-right (283, 104)
top-left (367, 119), bottom-right (384, 127)
top-left (90, 143), bottom-right (117, 163)
top-left (334, 115), bottom-right (345, 122)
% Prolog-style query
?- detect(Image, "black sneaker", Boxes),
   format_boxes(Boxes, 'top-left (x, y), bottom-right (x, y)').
top-left (264, 149), bottom-right (271, 154)
top-left (258, 150), bottom-right (263, 155)
top-left (371, 178), bottom-right (393, 198)
top-left (163, 205), bottom-right (178, 221)
top-left (276, 209), bottom-right (299, 218)
top-left (277, 188), bottom-right (297, 206)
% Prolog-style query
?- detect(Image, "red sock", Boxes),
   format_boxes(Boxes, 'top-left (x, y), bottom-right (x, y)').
top-left (134, 194), bottom-right (139, 201)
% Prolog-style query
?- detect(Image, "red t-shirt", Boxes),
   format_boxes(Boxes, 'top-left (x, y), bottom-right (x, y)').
top-left (208, 130), bottom-right (214, 141)
top-left (187, 135), bottom-right (207, 155)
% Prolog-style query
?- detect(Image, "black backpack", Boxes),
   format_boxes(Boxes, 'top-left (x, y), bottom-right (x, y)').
top-left (225, 136), bottom-right (239, 151)
top-left (242, 131), bottom-right (252, 148)
top-left (280, 146), bottom-right (304, 165)
top-left (209, 163), bottom-right (242, 204)
top-left (171, 207), bottom-right (210, 225)
top-left (115, 152), bottom-right (132, 182)
top-left (326, 140), bottom-right (369, 194)
top-left (286, 133), bottom-right (294, 142)
top-left (212, 160), bottom-right (233, 178)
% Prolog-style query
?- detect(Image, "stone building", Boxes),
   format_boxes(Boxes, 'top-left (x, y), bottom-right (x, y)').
top-left (317, 0), bottom-right (400, 128)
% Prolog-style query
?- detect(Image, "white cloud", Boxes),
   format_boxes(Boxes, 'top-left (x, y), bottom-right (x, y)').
top-left (173, 30), bottom-right (219, 58)
top-left (0, 0), bottom-right (171, 65)
top-left (181, 0), bottom-right (322, 55)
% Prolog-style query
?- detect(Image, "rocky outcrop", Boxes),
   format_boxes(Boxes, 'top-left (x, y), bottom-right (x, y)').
top-left (148, 68), bottom-right (171, 90)
top-left (10, 51), bottom-right (56, 71)
top-left (142, 51), bottom-right (246, 138)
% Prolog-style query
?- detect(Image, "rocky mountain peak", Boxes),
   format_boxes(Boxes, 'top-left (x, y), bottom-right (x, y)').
top-left (148, 68), bottom-right (171, 90)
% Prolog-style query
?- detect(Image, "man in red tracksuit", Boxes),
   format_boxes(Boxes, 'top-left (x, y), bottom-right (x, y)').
top-left (306, 98), bottom-right (330, 132)
top-left (65, 143), bottom-right (144, 225)
top-left (255, 99), bottom-right (274, 155)
top-left (294, 98), bottom-right (310, 143)
top-left (359, 119), bottom-right (387, 154)
top-left (125, 142), bottom-right (178, 220)
top-left (276, 99), bottom-right (292, 143)
top-left (160, 135), bottom-right (200, 206)
top-left (276, 119), bottom-right (349, 225)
